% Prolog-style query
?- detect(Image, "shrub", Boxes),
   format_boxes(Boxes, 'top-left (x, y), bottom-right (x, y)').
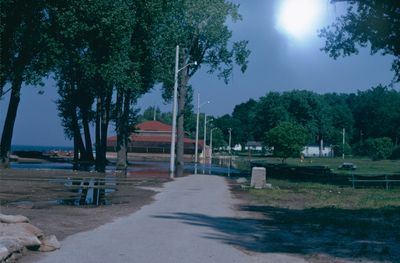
top-left (390, 146), bottom-right (400, 160)
top-left (364, 137), bottom-right (394, 160)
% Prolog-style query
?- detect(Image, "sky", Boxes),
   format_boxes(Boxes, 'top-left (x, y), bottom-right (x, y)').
top-left (1, 0), bottom-right (398, 147)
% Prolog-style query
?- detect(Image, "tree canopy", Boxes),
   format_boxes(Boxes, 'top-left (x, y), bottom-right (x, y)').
top-left (264, 122), bottom-right (309, 162)
top-left (155, 0), bottom-right (250, 177)
top-left (209, 86), bottom-right (399, 159)
top-left (320, 0), bottom-right (400, 82)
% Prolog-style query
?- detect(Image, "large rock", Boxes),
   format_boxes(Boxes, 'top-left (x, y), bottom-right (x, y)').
top-left (39, 235), bottom-right (61, 252)
top-left (250, 167), bottom-right (267, 189)
top-left (0, 237), bottom-right (25, 262)
top-left (236, 177), bottom-right (248, 184)
top-left (0, 214), bottom-right (29, 224)
top-left (0, 223), bottom-right (42, 248)
top-left (0, 245), bottom-right (10, 261)
top-left (0, 214), bottom-right (60, 262)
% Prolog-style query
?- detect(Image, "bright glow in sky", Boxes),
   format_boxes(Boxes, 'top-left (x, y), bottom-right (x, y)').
top-left (276, 0), bottom-right (324, 41)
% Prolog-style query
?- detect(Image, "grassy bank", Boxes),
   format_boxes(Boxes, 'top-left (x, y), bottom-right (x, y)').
top-left (237, 179), bottom-right (400, 262)
top-left (249, 157), bottom-right (400, 175)
top-left (249, 179), bottom-right (400, 209)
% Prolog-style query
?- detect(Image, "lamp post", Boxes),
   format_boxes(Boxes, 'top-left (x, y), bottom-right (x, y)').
top-left (169, 45), bottom-right (197, 179)
top-left (228, 128), bottom-right (232, 155)
top-left (203, 115), bottom-right (213, 159)
top-left (208, 127), bottom-right (217, 175)
top-left (201, 116), bottom-right (213, 174)
top-left (204, 114), bottom-right (207, 158)
top-left (194, 94), bottom-right (210, 167)
top-left (342, 128), bottom-right (345, 160)
top-left (228, 128), bottom-right (232, 177)
top-left (210, 128), bottom-right (217, 161)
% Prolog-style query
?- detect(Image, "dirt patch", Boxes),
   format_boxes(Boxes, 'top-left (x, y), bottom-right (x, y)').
top-left (0, 168), bottom-right (169, 262)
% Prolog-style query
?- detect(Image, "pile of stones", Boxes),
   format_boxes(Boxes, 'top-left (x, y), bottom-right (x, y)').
top-left (0, 214), bottom-right (60, 263)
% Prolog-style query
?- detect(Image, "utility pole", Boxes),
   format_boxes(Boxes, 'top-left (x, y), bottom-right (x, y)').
top-left (195, 94), bottom-right (200, 165)
top-left (342, 128), bottom-right (345, 160)
top-left (203, 114), bottom-right (207, 160)
top-left (210, 128), bottom-right (216, 162)
top-left (228, 128), bottom-right (232, 155)
top-left (169, 45), bottom-right (179, 179)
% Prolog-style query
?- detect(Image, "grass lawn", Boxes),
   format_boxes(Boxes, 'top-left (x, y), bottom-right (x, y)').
top-left (237, 179), bottom-right (400, 262)
top-left (241, 156), bottom-right (400, 176)
top-left (250, 179), bottom-right (400, 209)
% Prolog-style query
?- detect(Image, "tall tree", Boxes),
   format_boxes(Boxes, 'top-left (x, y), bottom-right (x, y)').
top-left (252, 92), bottom-right (289, 141)
top-left (113, 0), bottom-right (163, 169)
top-left (0, 0), bottom-right (56, 167)
top-left (51, 0), bottom-right (138, 171)
top-left (264, 121), bottom-right (309, 163)
top-left (231, 99), bottom-right (257, 146)
top-left (159, 0), bottom-right (250, 177)
top-left (352, 85), bottom-right (400, 142)
top-left (320, 0), bottom-right (400, 82)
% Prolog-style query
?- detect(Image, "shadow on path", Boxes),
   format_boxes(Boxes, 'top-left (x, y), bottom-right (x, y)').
top-left (154, 205), bottom-right (400, 262)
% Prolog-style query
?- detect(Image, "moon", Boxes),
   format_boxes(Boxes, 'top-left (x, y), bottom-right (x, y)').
top-left (276, 0), bottom-right (324, 40)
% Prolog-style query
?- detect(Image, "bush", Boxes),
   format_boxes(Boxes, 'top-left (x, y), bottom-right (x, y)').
top-left (390, 146), bottom-right (400, 160)
top-left (264, 122), bottom-right (309, 162)
top-left (364, 137), bottom-right (394, 160)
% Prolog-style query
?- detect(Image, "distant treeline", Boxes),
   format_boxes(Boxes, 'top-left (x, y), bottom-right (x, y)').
top-left (142, 86), bottom-right (400, 159)
top-left (212, 86), bottom-right (400, 159)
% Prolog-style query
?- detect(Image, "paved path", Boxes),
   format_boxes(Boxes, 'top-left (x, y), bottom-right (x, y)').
top-left (34, 174), bottom-right (306, 263)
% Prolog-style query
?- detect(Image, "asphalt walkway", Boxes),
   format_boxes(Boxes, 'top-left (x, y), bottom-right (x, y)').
top-left (33, 174), bottom-right (306, 263)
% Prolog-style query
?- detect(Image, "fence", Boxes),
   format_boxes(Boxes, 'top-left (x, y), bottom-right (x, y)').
top-left (350, 174), bottom-right (400, 190)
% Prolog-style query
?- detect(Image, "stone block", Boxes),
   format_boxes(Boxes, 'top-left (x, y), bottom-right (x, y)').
top-left (250, 167), bottom-right (266, 189)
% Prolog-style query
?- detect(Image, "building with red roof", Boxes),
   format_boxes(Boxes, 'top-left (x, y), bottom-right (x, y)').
top-left (107, 120), bottom-right (203, 154)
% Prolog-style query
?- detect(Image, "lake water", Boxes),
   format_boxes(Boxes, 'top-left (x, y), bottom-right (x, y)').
top-left (10, 160), bottom-right (242, 177)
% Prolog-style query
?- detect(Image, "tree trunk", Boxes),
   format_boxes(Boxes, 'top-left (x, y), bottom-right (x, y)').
top-left (176, 55), bottom-right (189, 177)
top-left (81, 109), bottom-right (94, 162)
top-left (95, 89), bottom-right (112, 172)
top-left (115, 89), bottom-right (131, 170)
top-left (95, 96), bottom-right (103, 171)
top-left (71, 106), bottom-right (86, 163)
top-left (0, 76), bottom-right (22, 168)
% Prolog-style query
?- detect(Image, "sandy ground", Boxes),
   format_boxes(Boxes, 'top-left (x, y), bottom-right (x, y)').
top-left (0, 168), bottom-right (170, 262)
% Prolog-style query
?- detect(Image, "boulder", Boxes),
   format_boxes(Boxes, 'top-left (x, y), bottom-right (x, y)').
top-left (0, 245), bottom-right (10, 261)
top-left (39, 235), bottom-right (61, 252)
top-left (0, 214), bottom-right (29, 224)
top-left (236, 177), bottom-right (248, 184)
top-left (0, 238), bottom-right (25, 262)
top-left (0, 223), bottom-right (42, 248)
top-left (0, 214), bottom-right (60, 262)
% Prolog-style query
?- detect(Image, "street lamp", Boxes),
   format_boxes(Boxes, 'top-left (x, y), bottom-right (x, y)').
top-left (210, 127), bottom-right (217, 161)
top-left (170, 45), bottom-right (197, 179)
top-left (206, 127), bottom-right (217, 175)
top-left (342, 128), bottom-right (345, 160)
top-left (203, 115), bottom-right (213, 160)
top-left (194, 94), bottom-right (210, 166)
top-left (228, 128), bottom-right (232, 155)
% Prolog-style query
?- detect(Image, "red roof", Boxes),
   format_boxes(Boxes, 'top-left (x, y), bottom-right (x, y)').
top-left (130, 135), bottom-right (196, 144)
top-left (107, 120), bottom-right (203, 147)
top-left (136, 121), bottom-right (172, 132)
top-left (108, 135), bottom-right (203, 145)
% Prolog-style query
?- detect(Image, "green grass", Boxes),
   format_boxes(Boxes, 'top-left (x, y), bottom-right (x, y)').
top-left (239, 179), bottom-right (400, 261)
top-left (245, 156), bottom-right (400, 176)
top-left (249, 179), bottom-right (400, 209)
